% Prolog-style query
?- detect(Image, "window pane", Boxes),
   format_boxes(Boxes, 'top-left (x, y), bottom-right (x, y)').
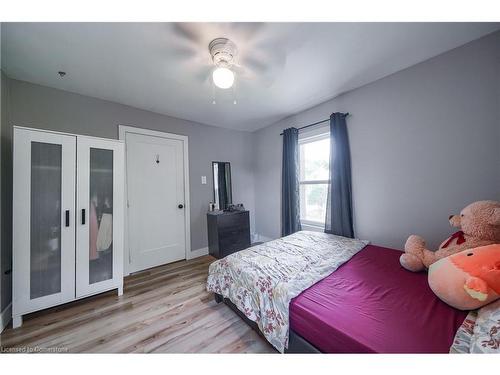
top-left (300, 183), bottom-right (328, 224)
top-left (299, 138), bottom-right (330, 181)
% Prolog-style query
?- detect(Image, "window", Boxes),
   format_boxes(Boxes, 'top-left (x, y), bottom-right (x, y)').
top-left (299, 133), bottom-right (330, 227)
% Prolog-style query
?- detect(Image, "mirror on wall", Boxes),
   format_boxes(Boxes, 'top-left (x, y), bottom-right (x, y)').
top-left (212, 161), bottom-right (232, 210)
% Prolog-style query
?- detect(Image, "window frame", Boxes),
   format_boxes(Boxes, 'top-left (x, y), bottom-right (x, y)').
top-left (298, 130), bottom-right (330, 229)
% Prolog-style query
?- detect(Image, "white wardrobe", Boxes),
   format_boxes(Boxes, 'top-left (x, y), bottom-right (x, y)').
top-left (12, 126), bottom-right (124, 328)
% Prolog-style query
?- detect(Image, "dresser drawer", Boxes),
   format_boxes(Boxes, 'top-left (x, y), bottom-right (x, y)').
top-left (207, 210), bottom-right (251, 259)
top-left (218, 212), bottom-right (249, 233)
top-left (218, 222), bottom-right (250, 236)
top-left (220, 227), bottom-right (249, 238)
top-left (219, 231), bottom-right (251, 256)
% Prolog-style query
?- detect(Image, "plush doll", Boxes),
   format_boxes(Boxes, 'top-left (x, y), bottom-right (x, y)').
top-left (428, 244), bottom-right (500, 310)
top-left (399, 200), bottom-right (500, 272)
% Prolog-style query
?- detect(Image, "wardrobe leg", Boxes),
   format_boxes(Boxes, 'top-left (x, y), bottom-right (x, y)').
top-left (117, 285), bottom-right (123, 296)
top-left (12, 315), bottom-right (23, 329)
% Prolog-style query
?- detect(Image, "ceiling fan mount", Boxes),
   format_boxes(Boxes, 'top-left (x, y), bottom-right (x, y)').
top-left (209, 38), bottom-right (237, 68)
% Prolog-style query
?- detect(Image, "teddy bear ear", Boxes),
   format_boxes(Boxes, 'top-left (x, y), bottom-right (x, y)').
top-left (488, 208), bottom-right (500, 225)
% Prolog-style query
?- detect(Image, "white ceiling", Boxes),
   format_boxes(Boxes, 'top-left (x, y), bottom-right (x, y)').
top-left (2, 22), bottom-right (499, 131)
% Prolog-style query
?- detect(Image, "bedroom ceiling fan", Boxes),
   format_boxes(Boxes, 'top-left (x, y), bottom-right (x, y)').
top-left (169, 23), bottom-right (288, 90)
top-left (209, 37), bottom-right (237, 89)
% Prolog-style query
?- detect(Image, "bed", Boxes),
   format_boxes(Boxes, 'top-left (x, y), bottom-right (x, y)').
top-left (206, 231), bottom-right (471, 353)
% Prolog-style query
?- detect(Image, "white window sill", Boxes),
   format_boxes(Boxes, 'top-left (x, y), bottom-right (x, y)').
top-left (300, 222), bottom-right (325, 232)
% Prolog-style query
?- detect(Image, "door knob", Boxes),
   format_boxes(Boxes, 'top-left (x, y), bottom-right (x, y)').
top-left (178, 204), bottom-right (184, 209)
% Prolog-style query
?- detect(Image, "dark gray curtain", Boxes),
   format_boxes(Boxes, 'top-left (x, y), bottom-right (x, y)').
top-left (281, 127), bottom-right (301, 236)
top-left (325, 112), bottom-right (354, 238)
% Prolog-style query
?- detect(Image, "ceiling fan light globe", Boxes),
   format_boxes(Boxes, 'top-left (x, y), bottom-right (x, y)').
top-left (212, 67), bottom-right (234, 89)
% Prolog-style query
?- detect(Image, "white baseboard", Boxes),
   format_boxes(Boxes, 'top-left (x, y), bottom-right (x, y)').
top-left (0, 303), bottom-right (12, 333)
top-left (187, 246), bottom-right (209, 260)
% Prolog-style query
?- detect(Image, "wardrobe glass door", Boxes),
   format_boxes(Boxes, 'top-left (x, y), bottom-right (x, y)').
top-left (30, 142), bottom-right (63, 299)
top-left (89, 148), bottom-right (114, 284)
top-left (76, 136), bottom-right (124, 298)
top-left (13, 128), bottom-right (76, 317)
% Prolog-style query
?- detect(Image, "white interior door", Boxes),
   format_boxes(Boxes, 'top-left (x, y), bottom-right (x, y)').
top-left (75, 136), bottom-right (124, 298)
top-left (13, 128), bottom-right (76, 315)
top-left (125, 132), bottom-right (187, 273)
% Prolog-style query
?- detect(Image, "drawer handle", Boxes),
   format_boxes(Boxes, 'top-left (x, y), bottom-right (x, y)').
top-left (65, 210), bottom-right (70, 227)
top-left (82, 209), bottom-right (86, 225)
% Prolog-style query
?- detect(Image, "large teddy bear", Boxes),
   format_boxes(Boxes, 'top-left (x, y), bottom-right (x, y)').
top-left (400, 200), bottom-right (500, 272)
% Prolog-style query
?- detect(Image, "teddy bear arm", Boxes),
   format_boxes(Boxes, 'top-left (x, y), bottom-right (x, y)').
top-left (434, 245), bottom-right (467, 261)
top-left (421, 249), bottom-right (438, 268)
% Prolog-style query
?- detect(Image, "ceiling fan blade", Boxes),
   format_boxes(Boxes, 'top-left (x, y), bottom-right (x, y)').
top-left (244, 56), bottom-right (268, 75)
top-left (240, 46), bottom-right (286, 87)
top-left (166, 23), bottom-right (208, 65)
top-left (230, 63), bottom-right (246, 74)
top-left (229, 23), bottom-right (266, 42)
top-left (171, 23), bottom-right (203, 45)
top-left (168, 44), bottom-right (198, 60)
top-left (194, 65), bottom-right (213, 84)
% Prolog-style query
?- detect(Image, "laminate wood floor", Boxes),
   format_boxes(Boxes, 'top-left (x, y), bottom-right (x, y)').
top-left (0, 255), bottom-right (276, 353)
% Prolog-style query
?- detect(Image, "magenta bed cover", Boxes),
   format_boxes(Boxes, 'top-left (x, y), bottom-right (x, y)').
top-left (289, 244), bottom-right (467, 353)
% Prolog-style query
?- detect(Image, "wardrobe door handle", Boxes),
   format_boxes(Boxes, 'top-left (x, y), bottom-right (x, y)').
top-left (82, 209), bottom-right (86, 225)
top-left (65, 210), bottom-right (70, 227)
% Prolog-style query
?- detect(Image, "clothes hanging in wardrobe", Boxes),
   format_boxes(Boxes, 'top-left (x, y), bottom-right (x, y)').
top-left (97, 213), bottom-right (113, 251)
top-left (89, 202), bottom-right (99, 260)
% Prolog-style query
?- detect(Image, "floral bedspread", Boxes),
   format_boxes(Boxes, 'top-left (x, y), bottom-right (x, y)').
top-left (450, 300), bottom-right (500, 353)
top-left (206, 230), bottom-right (369, 352)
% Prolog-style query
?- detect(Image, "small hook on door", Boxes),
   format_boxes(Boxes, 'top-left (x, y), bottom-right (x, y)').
top-left (155, 154), bottom-right (160, 164)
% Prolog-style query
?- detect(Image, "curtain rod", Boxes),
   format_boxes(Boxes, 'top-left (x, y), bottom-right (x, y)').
top-left (279, 112), bottom-right (350, 136)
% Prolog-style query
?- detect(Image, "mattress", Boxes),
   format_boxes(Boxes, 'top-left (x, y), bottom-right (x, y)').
top-left (289, 244), bottom-right (468, 353)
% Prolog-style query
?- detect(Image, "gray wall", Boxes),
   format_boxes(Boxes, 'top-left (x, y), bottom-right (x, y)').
top-left (254, 31), bottom-right (500, 249)
top-left (5, 78), bottom-right (256, 254)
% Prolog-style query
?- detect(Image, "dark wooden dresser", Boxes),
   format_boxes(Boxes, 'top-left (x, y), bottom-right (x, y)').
top-left (207, 210), bottom-right (251, 259)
